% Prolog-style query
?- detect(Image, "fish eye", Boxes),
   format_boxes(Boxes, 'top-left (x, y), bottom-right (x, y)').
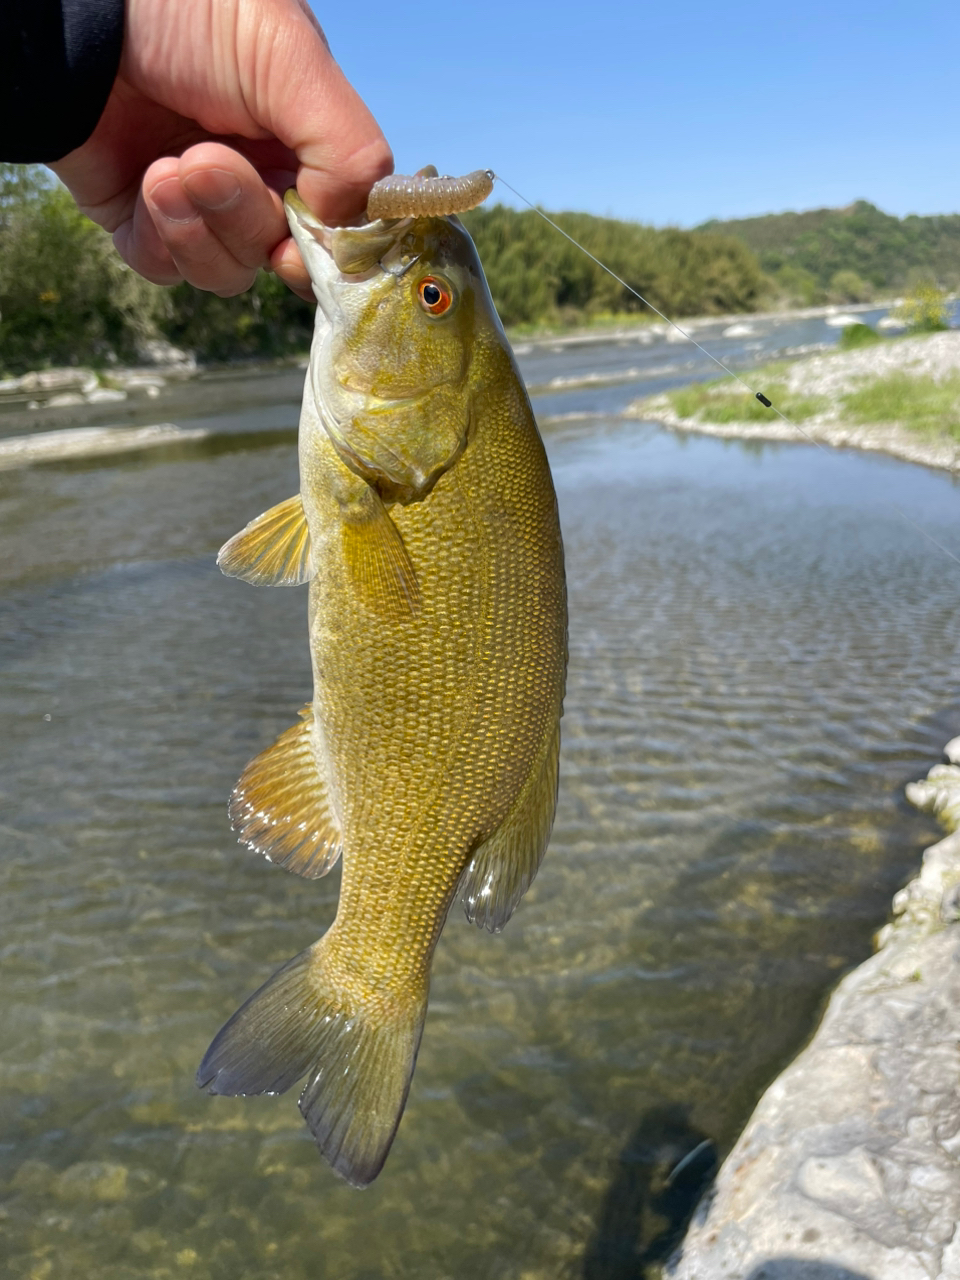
top-left (417, 276), bottom-right (454, 316)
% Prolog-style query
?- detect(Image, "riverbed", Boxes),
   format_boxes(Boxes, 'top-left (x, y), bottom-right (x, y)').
top-left (1, 309), bottom-right (959, 1279)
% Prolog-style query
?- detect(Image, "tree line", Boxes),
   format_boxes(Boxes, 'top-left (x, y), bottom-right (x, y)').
top-left (699, 200), bottom-right (960, 306)
top-left (1, 163), bottom-right (768, 374)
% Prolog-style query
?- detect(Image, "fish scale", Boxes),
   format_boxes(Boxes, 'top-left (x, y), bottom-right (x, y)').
top-left (197, 193), bottom-right (566, 1187)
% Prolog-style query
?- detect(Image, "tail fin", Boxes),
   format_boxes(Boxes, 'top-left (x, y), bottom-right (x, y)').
top-left (196, 941), bottom-right (427, 1188)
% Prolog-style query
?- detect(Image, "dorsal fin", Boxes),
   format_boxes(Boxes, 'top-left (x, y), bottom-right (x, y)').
top-left (218, 494), bottom-right (313, 586)
top-left (229, 707), bottom-right (342, 879)
top-left (459, 724), bottom-right (561, 933)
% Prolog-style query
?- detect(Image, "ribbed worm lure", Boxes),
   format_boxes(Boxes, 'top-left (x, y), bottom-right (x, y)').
top-left (366, 166), bottom-right (495, 220)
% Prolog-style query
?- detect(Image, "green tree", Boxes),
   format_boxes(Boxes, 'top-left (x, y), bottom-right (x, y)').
top-left (829, 269), bottom-right (873, 303)
top-left (462, 205), bottom-right (767, 327)
top-left (161, 270), bottom-right (313, 363)
top-left (0, 162), bottom-right (50, 210)
top-left (770, 264), bottom-right (824, 307)
top-left (0, 166), bottom-right (170, 373)
top-left (0, 169), bottom-right (782, 369)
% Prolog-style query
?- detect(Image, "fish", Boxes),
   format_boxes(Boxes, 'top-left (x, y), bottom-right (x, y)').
top-left (196, 182), bottom-right (568, 1187)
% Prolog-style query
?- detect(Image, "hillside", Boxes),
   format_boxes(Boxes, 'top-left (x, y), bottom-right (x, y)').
top-left (460, 204), bottom-right (767, 327)
top-left (697, 201), bottom-right (960, 303)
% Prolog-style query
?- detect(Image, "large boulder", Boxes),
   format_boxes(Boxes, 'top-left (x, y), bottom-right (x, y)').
top-left (667, 743), bottom-right (960, 1280)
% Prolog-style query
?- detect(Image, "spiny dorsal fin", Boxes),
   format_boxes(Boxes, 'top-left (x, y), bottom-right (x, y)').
top-left (459, 723), bottom-right (561, 933)
top-left (218, 494), bottom-right (313, 586)
top-left (341, 488), bottom-right (421, 621)
top-left (229, 706), bottom-right (342, 879)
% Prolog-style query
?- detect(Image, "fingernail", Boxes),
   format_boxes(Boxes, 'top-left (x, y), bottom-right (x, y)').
top-left (184, 169), bottom-right (242, 211)
top-left (151, 177), bottom-right (198, 224)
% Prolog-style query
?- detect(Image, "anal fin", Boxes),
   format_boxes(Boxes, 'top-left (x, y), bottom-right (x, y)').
top-left (459, 723), bottom-right (561, 933)
top-left (229, 707), bottom-right (342, 879)
top-left (341, 487), bottom-right (421, 621)
top-left (218, 494), bottom-right (313, 586)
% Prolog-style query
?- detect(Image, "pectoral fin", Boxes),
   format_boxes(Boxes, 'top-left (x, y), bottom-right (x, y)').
top-left (229, 706), bottom-right (342, 879)
top-left (341, 487), bottom-right (421, 621)
top-left (218, 495), bottom-right (313, 586)
top-left (459, 724), bottom-right (562, 933)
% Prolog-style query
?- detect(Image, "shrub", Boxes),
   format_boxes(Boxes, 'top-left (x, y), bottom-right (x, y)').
top-left (839, 323), bottom-right (882, 350)
top-left (894, 280), bottom-right (949, 333)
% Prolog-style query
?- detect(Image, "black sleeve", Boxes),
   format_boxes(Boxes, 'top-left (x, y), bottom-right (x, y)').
top-left (0, 0), bottom-right (125, 163)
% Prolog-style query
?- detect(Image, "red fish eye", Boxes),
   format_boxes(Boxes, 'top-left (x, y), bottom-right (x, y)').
top-left (417, 277), bottom-right (453, 315)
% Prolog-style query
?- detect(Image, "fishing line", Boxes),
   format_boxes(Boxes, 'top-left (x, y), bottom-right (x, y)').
top-left (493, 174), bottom-right (960, 572)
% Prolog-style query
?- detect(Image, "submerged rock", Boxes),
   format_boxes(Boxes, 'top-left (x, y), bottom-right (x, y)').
top-left (668, 743), bottom-right (960, 1280)
top-left (54, 1162), bottom-right (130, 1203)
top-left (85, 388), bottom-right (128, 404)
top-left (44, 392), bottom-right (86, 408)
top-left (52, 1160), bottom-right (164, 1204)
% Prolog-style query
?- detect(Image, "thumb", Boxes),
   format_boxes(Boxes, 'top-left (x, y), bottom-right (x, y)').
top-left (237, 1), bottom-right (393, 223)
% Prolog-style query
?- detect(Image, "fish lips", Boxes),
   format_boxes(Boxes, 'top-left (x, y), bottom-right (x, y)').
top-left (284, 191), bottom-right (412, 315)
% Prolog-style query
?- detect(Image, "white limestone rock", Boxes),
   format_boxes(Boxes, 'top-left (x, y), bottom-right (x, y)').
top-left (85, 388), bottom-right (128, 404)
top-left (668, 746), bottom-right (960, 1280)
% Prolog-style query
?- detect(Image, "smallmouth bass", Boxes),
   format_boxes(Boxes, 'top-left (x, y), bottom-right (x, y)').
top-left (197, 185), bottom-right (567, 1187)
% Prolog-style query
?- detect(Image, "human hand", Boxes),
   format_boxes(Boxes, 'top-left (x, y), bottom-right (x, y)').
top-left (51, 0), bottom-right (392, 300)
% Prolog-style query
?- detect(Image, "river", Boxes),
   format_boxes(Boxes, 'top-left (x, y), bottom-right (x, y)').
top-left (1, 306), bottom-right (959, 1278)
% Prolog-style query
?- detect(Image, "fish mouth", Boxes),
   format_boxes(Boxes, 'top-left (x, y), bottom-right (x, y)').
top-left (284, 191), bottom-right (413, 282)
top-left (284, 190), bottom-right (336, 275)
top-left (284, 191), bottom-right (333, 245)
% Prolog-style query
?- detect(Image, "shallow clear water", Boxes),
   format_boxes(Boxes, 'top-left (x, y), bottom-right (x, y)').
top-left (1, 318), bottom-right (959, 1279)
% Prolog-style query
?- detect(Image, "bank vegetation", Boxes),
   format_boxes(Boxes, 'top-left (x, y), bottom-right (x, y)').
top-left (1, 164), bottom-right (770, 374)
top-left (699, 200), bottom-right (960, 307)
top-left (6, 163), bottom-right (959, 376)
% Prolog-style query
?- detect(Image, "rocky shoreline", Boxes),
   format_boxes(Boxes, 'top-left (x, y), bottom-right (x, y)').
top-left (511, 300), bottom-right (892, 352)
top-left (0, 301), bottom-right (891, 413)
top-left (629, 330), bottom-right (960, 475)
top-left (0, 340), bottom-right (199, 413)
top-left (667, 742), bottom-right (960, 1280)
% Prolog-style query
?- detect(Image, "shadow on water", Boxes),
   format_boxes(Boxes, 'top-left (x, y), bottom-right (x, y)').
top-left (581, 1105), bottom-right (717, 1279)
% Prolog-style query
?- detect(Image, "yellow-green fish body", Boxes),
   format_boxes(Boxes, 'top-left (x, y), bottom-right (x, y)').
top-left (198, 196), bottom-right (567, 1186)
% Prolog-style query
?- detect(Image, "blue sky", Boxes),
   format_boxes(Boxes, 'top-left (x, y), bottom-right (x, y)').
top-left (316, 0), bottom-right (958, 227)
